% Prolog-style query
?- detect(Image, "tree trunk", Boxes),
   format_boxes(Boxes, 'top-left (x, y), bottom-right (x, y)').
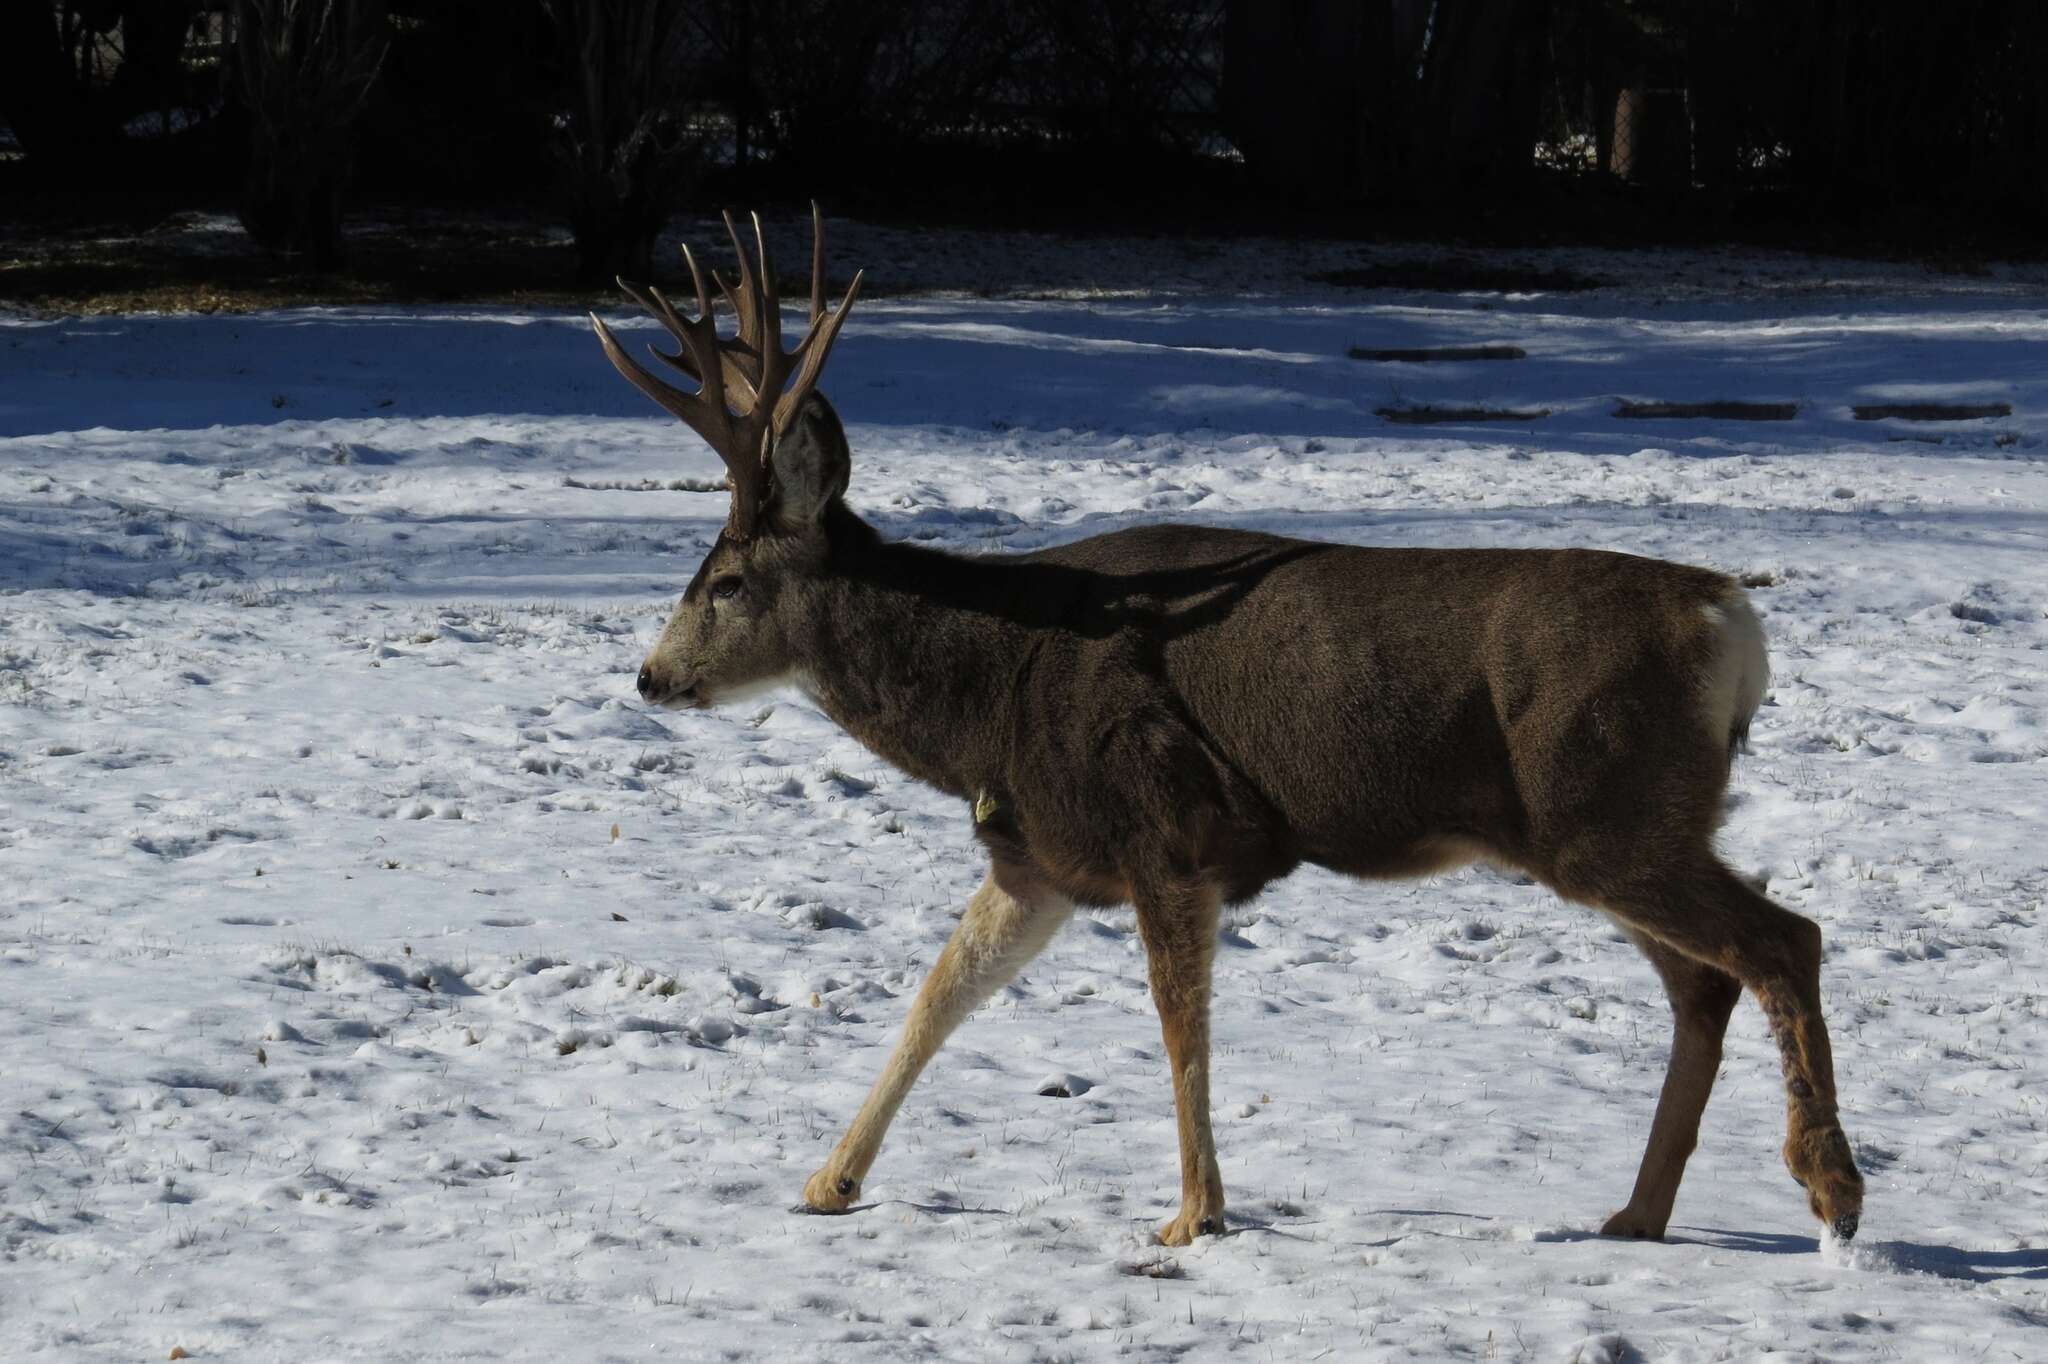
top-left (235, 0), bottom-right (388, 265)
top-left (1222, 0), bottom-right (1376, 200)
top-left (1408, 0), bottom-right (1549, 196)
top-left (546, 0), bottom-right (694, 287)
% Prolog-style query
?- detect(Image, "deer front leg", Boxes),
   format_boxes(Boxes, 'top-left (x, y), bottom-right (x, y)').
top-left (802, 863), bottom-right (1072, 1213)
top-left (1133, 883), bottom-right (1226, 1245)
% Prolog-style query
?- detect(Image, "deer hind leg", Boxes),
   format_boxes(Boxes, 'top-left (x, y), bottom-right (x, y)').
top-left (1581, 857), bottom-right (1864, 1241)
top-left (1133, 882), bottom-right (1226, 1246)
top-left (1602, 930), bottom-right (1741, 1239)
top-left (802, 863), bottom-right (1072, 1213)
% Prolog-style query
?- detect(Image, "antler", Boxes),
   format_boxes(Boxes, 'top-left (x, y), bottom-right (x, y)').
top-left (589, 204), bottom-right (864, 539)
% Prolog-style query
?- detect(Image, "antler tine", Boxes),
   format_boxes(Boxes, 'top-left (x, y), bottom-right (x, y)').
top-left (669, 238), bottom-right (720, 372)
top-left (713, 214), bottom-right (820, 387)
top-left (747, 211), bottom-right (791, 433)
top-left (643, 246), bottom-right (762, 400)
top-left (751, 211), bottom-right (779, 343)
top-left (624, 269), bottom-right (731, 427)
top-left (681, 239), bottom-right (713, 321)
top-left (588, 308), bottom-right (732, 461)
top-left (623, 279), bottom-right (706, 383)
top-left (774, 268), bottom-right (864, 437)
top-left (809, 201), bottom-right (826, 326)
top-left (761, 205), bottom-right (832, 374)
top-left (637, 290), bottom-right (696, 379)
top-left (718, 211), bottom-right (766, 384)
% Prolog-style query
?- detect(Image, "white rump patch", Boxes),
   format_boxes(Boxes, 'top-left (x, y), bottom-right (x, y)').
top-left (1700, 591), bottom-right (1769, 752)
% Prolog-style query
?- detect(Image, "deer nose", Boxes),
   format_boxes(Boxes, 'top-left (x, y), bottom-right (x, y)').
top-left (636, 663), bottom-right (654, 698)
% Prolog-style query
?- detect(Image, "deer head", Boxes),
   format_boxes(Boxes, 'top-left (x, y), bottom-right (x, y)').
top-left (589, 207), bottom-right (863, 709)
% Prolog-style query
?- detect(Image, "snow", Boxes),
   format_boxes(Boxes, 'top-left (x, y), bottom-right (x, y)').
top-left (4, 264), bottom-right (2047, 1360)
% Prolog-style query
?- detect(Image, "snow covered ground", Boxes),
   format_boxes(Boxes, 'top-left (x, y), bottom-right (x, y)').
top-left (3, 259), bottom-right (2046, 1360)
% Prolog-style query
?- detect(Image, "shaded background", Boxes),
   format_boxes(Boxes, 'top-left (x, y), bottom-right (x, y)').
top-left (4, 0), bottom-right (2046, 312)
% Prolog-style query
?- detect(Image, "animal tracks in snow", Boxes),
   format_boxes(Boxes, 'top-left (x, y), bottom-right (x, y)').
top-left (5, 284), bottom-right (2047, 1359)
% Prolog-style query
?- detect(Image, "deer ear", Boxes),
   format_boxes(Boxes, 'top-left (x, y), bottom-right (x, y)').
top-left (768, 392), bottom-right (850, 530)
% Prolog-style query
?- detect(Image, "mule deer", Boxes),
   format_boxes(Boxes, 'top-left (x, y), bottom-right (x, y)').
top-left (588, 209), bottom-right (1864, 1246)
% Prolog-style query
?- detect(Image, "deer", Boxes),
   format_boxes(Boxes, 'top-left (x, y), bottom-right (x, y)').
top-left (586, 208), bottom-right (1864, 1248)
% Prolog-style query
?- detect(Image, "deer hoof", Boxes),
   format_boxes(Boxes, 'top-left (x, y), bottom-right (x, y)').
top-left (1785, 1126), bottom-right (1863, 1236)
top-left (1157, 1207), bottom-right (1225, 1246)
top-left (1599, 1209), bottom-right (1667, 1240)
top-left (802, 1168), bottom-right (860, 1213)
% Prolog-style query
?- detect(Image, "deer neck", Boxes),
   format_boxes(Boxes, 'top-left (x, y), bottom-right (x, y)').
top-left (790, 511), bottom-right (1027, 801)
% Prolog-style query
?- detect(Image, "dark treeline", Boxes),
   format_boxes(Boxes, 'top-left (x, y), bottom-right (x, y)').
top-left (4, 0), bottom-right (2044, 277)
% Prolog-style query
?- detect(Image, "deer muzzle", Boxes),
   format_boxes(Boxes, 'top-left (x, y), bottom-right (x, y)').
top-left (636, 658), bottom-right (701, 709)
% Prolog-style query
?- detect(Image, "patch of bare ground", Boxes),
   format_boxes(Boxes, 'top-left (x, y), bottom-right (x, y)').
top-left (0, 206), bottom-right (605, 316)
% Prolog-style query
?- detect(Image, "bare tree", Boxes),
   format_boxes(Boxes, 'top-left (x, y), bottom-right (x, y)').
top-left (681, 0), bottom-right (1019, 195)
top-left (544, 0), bottom-right (700, 287)
top-left (234, 0), bottom-right (387, 265)
top-left (1026, 0), bottom-right (1221, 158)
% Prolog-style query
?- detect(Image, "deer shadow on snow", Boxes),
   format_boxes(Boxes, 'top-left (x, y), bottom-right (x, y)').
top-left (1690, 1226), bottom-right (2048, 1282)
top-left (1381, 1211), bottom-right (2048, 1284)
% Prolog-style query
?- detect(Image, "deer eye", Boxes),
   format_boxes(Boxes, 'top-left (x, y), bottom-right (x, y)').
top-left (709, 576), bottom-right (744, 601)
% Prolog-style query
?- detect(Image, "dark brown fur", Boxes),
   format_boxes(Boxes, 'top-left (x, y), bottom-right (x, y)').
top-left (635, 396), bottom-right (1864, 1248)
